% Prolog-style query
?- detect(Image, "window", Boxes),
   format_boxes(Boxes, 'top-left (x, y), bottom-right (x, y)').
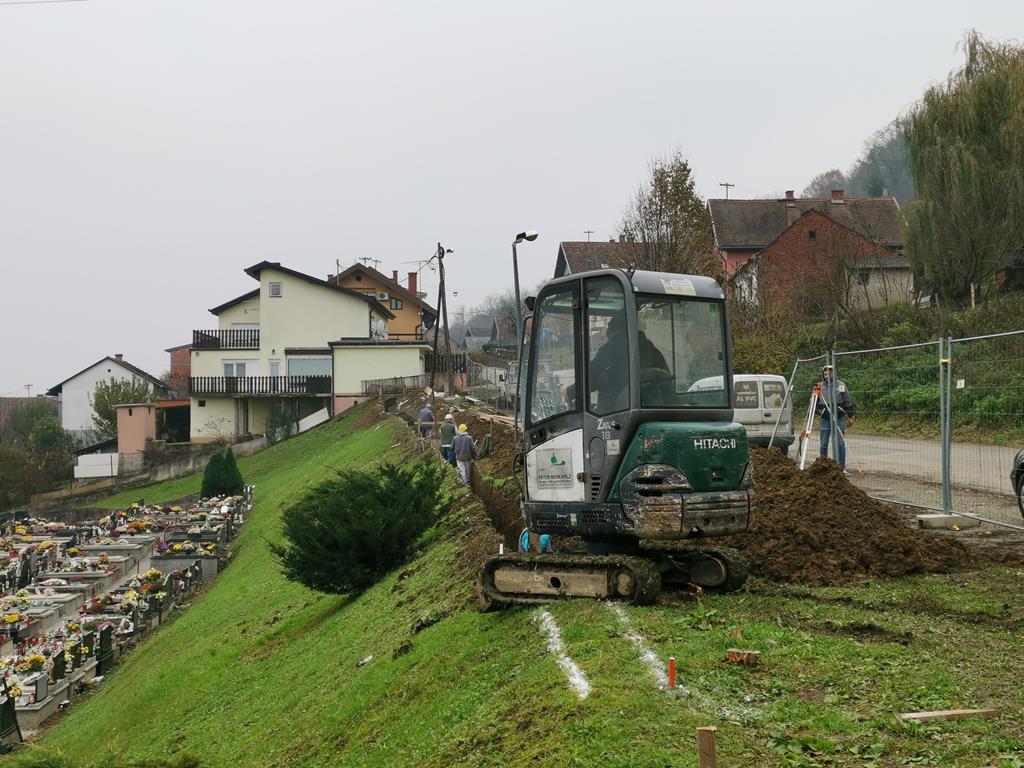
top-left (287, 357), bottom-right (331, 376)
top-left (198, 400), bottom-right (206, 407)
top-left (585, 276), bottom-right (629, 415)
top-left (857, 270), bottom-right (870, 286)
top-left (268, 360), bottom-right (280, 378)
top-left (762, 381), bottom-right (786, 408)
top-left (390, 297), bottom-right (404, 311)
top-left (734, 381), bottom-right (759, 409)
top-left (528, 285), bottom-right (578, 424)
top-left (636, 297), bottom-right (728, 408)
top-left (808, 230), bottom-right (817, 241)
top-left (269, 282), bottom-right (283, 298)
top-left (224, 361), bottom-right (247, 377)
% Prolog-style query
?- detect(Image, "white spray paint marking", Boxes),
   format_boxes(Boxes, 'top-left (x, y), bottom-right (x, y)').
top-left (535, 610), bottom-right (592, 700)
top-left (607, 602), bottom-right (670, 690)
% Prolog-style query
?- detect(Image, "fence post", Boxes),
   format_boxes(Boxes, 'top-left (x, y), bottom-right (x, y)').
top-left (768, 357), bottom-right (801, 450)
top-left (828, 350), bottom-right (839, 463)
top-left (942, 336), bottom-right (954, 513)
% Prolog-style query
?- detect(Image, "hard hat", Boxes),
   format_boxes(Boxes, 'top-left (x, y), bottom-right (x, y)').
top-left (822, 364), bottom-right (834, 375)
top-left (458, 424), bottom-right (468, 432)
top-left (444, 413), bottom-right (453, 421)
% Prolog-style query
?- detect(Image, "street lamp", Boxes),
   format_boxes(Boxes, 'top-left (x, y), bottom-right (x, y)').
top-left (512, 230), bottom-right (538, 347)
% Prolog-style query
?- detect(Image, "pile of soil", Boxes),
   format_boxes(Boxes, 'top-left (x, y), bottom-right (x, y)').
top-left (722, 447), bottom-right (974, 585)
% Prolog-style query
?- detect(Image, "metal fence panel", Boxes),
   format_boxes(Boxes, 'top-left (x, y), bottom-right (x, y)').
top-left (786, 355), bottom-right (829, 465)
top-left (832, 341), bottom-right (944, 509)
top-left (948, 330), bottom-right (1024, 524)
top-left (465, 358), bottom-right (516, 415)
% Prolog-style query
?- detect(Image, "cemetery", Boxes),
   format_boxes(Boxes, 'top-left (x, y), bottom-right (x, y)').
top-left (0, 489), bottom-right (251, 743)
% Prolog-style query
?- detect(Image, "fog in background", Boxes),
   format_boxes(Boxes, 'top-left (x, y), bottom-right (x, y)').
top-left (2, 0), bottom-right (1021, 393)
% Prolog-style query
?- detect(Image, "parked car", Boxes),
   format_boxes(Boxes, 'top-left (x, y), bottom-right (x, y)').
top-left (689, 374), bottom-right (795, 454)
top-left (1012, 449), bottom-right (1024, 518)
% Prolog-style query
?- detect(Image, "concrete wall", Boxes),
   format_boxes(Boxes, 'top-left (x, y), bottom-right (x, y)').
top-left (333, 345), bottom-right (427, 394)
top-left (217, 296), bottom-right (260, 328)
top-left (189, 396), bottom-right (237, 442)
top-left (849, 268), bottom-right (914, 310)
top-left (57, 359), bottom-right (157, 439)
top-left (74, 453), bottom-right (119, 479)
top-left (116, 404), bottom-right (156, 454)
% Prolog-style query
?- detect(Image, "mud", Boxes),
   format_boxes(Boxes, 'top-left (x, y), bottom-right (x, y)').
top-left (720, 447), bottom-right (973, 585)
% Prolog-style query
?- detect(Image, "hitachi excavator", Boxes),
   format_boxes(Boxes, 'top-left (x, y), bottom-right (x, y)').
top-left (478, 269), bottom-right (753, 608)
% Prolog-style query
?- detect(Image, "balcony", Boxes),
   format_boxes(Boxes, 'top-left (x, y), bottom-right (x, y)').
top-left (192, 329), bottom-right (260, 350)
top-left (189, 375), bottom-right (331, 397)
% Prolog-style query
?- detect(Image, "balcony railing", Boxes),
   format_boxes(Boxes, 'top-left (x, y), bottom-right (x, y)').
top-left (388, 332), bottom-right (425, 341)
top-left (189, 376), bottom-right (331, 396)
top-left (192, 329), bottom-right (260, 350)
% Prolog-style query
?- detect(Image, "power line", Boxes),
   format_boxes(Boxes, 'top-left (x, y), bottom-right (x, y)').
top-left (0, 0), bottom-right (92, 5)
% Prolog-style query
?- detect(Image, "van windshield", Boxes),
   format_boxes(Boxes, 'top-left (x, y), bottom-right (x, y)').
top-left (636, 296), bottom-right (729, 408)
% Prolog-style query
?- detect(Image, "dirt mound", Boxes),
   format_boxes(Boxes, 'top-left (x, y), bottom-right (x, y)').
top-left (721, 447), bottom-right (973, 585)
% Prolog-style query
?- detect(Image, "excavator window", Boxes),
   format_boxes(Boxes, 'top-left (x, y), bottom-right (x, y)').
top-left (527, 285), bottom-right (579, 424)
top-left (585, 276), bottom-right (630, 416)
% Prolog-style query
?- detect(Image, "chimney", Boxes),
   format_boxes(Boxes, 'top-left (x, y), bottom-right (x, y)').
top-left (831, 189), bottom-right (845, 204)
top-left (784, 190), bottom-right (799, 226)
top-left (784, 190), bottom-right (795, 205)
top-left (392, 270), bottom-right (399, 284)
top-left (114, 353), bottom-right (124, 361)
top-left (408, 272), bottom-right (417, 297)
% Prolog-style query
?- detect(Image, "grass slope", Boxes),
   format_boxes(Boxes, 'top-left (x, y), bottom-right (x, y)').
top-left (15, 408), bottom-right (1024, 767)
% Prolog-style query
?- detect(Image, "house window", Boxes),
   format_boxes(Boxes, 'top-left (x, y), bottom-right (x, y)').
top-left (390, 298), bottom-right (404, 310)
top-left (287, 357), bottom-right (331, 376)
top-left (198, 400), bottom-right (206, 407)
top-left (269, 359), bottom-right (281, 377)
top-left (224, 361), bottom-right (255, 377)
top-left (269, 282), bottom-right (283, 298)
top-left (857, 270), bottom-right (871, 286)
top-left (808, 230), bottom-right (817, 241)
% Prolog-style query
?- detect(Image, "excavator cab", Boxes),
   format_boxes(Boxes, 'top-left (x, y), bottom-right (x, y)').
top-left (520, 269), bottom-right (752, 541)
top-left (478, 269), bottom-right (752, 609)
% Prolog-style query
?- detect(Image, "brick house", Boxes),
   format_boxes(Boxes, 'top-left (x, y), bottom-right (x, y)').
top-left (710, 190), bottom-right (911, 314)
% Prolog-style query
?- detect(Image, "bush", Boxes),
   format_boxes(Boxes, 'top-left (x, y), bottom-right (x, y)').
top-left (269, 461), bottom-right (444, 594)
top-left (200, 450), bottom-right (243, 498)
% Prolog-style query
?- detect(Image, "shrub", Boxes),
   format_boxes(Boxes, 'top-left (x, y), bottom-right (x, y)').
top-left (200, 450), bottom-right (244, 498)
top-left (269, 461), bottom-right (444, 594)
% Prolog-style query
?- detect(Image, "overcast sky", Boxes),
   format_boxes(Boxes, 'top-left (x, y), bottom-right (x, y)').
top-left (1, 0), bottom-right (1021, 395)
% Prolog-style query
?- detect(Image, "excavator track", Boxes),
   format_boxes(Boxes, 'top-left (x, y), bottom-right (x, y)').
top-left (477, 553), bottom-right (661, 611)
top-left (643, 544), bottom-right (749, 594)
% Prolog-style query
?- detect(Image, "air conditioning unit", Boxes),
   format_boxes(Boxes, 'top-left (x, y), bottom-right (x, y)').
top-left (377, 291), bottom-right (389, 301)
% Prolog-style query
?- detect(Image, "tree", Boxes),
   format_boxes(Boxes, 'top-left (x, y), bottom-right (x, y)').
top-left (619, 152), bottom-right (716, 275)
top-left (904, 31), bottom-right (1024, 303)
top-left (200, 451), bottom-right (226, 498)
top-left (802, 169), bottom-right (847, 198)
top-left (221, 450), bottom-right (244, 495)
top-left (269, 461), bottom-right (443, 594)
top-left (0, 400), bottom-right (56, 448)
top-left (89, 378), bottom-right (155, 441)
top-left (846, 122), bottom-right (915, 200)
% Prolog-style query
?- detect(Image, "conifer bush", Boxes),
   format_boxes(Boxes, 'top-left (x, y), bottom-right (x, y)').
top-left (199, 450), bottom-right (244, 498)
top-left (269, 461), bottom-right (444, 594)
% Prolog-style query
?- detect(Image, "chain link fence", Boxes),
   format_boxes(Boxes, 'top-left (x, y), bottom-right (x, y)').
top-left (465, 358), bottom-right (517, 415)
top-left (777, 332), bottom-right (1024, 529)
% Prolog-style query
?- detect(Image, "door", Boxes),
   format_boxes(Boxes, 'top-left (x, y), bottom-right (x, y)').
top-left (524, 281), bottom-right (585, 502)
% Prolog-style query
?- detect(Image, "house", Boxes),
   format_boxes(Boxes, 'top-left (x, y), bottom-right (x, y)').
top-left (332, 264), bottom-right (437, 340)
top-left (709, 190), bottom-right (912, 312)
top-left (46, 355), bottom-right (165, 442)
top-left (463, 317), bottom-right (498, 353)
top-left (553, 241), bottom-right (634, 278)
top-left (164, 343), bottom-right (191, 397)
top-left (189, 261), bottom-right (430, 442)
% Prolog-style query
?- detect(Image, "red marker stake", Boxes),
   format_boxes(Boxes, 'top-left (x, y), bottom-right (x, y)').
top-left (668, 657), bottom-right (676, 689)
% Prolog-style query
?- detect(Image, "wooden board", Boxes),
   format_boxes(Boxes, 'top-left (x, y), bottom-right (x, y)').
top-left (898, 708), bottom-right (999, 723)
top-left (696, 727), bottom-right (717, 768)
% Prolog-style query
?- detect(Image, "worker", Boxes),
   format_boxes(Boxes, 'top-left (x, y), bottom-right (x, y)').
top-left (452, 423), bottom-right (477, 484)
top-left (816, 365), bottom-right (856, 472)
top-left (590, 313), bottom-right (668, 412)
top-left (438, 413), bottom-right (457, 466)
top-left (417, 403), bottom-right (434, 440)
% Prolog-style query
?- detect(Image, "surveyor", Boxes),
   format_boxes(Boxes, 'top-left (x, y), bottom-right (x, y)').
top-left (452, 423), bottom-right (477, 484)
top-left (438, 413), bottom-right (457, 466)
top-left (816, 365), bottom-right (856, 472)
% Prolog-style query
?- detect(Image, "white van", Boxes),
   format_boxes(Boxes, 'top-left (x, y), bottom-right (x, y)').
top-left (689, 374), bottom-right (795, 454)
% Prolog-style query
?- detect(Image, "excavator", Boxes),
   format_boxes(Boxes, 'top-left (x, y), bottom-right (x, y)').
top-left (478, 268), bottom-right (753, 608)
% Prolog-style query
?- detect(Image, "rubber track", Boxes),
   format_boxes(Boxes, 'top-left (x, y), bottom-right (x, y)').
top-left (478, 553), bottom-right (661, 610)
top-left (645, 544), bottom-right (750, 593)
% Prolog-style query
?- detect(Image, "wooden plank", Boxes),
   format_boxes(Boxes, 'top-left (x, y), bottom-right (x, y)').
top-left (696, 726), bottom-right (717, 768)
top-left (899, 708), bottom-right (999, 723)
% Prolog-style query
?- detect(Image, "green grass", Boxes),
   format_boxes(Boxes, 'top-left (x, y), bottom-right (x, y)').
top-left (14, 407), bottom-right (1024, 767)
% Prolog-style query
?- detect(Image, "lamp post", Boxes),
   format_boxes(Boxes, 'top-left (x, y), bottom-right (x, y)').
top-left (512, 230), bottom-right (538, 350)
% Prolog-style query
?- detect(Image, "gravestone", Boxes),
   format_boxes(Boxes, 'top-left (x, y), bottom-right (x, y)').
top-left (50, 649), bottom-right (66, 682)
top-left (0, 679), bottom-right (21, 742)
top-left (97, 625), bottom-right (115, 675)
top-left (81, 630), bottom-right (95, 659)
top-left (16, 557), bottom-right (29, 589)
top-left (67, 642), bottom-right (82, 670)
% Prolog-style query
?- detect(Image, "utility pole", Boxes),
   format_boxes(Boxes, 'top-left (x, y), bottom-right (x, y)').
top-left (24, 384), bottom-right (32, 397)
top-left (584, 230), bottom-right (594, 242)
top-left (719, 182), bottom-right (735, 200)
top-left (429, 243), bottom-right (454, 398)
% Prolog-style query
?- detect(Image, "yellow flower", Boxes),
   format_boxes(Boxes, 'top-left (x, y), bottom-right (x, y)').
top-left (14, 525), bottom-right (27, 535)
top-left (4, 613), bottom-right (21, 624)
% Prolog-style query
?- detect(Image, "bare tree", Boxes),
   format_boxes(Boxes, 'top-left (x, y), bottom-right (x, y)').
top-left (801, 169), bottom-right (847, 198)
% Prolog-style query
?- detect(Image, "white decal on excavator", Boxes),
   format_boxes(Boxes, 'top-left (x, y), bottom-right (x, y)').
top-left (693, 438), bottom-right (736, 450)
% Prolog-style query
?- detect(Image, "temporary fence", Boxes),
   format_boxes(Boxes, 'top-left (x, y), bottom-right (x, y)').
top-left (465, 358), bottom-right (517, 415)
top-left (360, 374), bottom-right (430, 396)
top-left (776, 331), bottom-right (1024, 529)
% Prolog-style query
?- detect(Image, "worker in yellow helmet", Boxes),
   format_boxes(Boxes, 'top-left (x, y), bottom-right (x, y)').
top-left (452, 423), bottom-right (477, 484)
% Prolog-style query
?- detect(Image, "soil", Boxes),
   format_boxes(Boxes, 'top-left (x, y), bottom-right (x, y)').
top-left (720, 447), bottom-right (974, 586)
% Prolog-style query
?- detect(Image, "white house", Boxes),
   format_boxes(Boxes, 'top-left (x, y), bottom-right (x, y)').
top-left (46, 355), bottom-right (164, 443)
top-left (189, 261), bottom-right (431, 442)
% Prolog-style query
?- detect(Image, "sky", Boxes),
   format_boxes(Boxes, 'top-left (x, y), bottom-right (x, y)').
top-left (1, 0), bottom-right (1021, 395)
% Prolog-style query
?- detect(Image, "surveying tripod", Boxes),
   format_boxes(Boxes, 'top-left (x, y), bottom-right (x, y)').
top-left (798, 384), bottom-right (851, 470)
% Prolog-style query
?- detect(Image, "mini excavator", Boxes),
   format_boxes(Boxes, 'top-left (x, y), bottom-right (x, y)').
top-left (478, 269), bottom-right (753, 608)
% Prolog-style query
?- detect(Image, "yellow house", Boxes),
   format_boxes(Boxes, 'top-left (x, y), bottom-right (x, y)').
top-left (333, 264), bottom-right (437, 340)
top-left (189, 261), bottom-right (429, 442)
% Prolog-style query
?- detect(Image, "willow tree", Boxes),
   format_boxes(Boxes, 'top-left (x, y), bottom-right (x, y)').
top-left (619, 152), bottom-right (716, 275)
top-left (904, 31), bottom-right (1024, 303)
